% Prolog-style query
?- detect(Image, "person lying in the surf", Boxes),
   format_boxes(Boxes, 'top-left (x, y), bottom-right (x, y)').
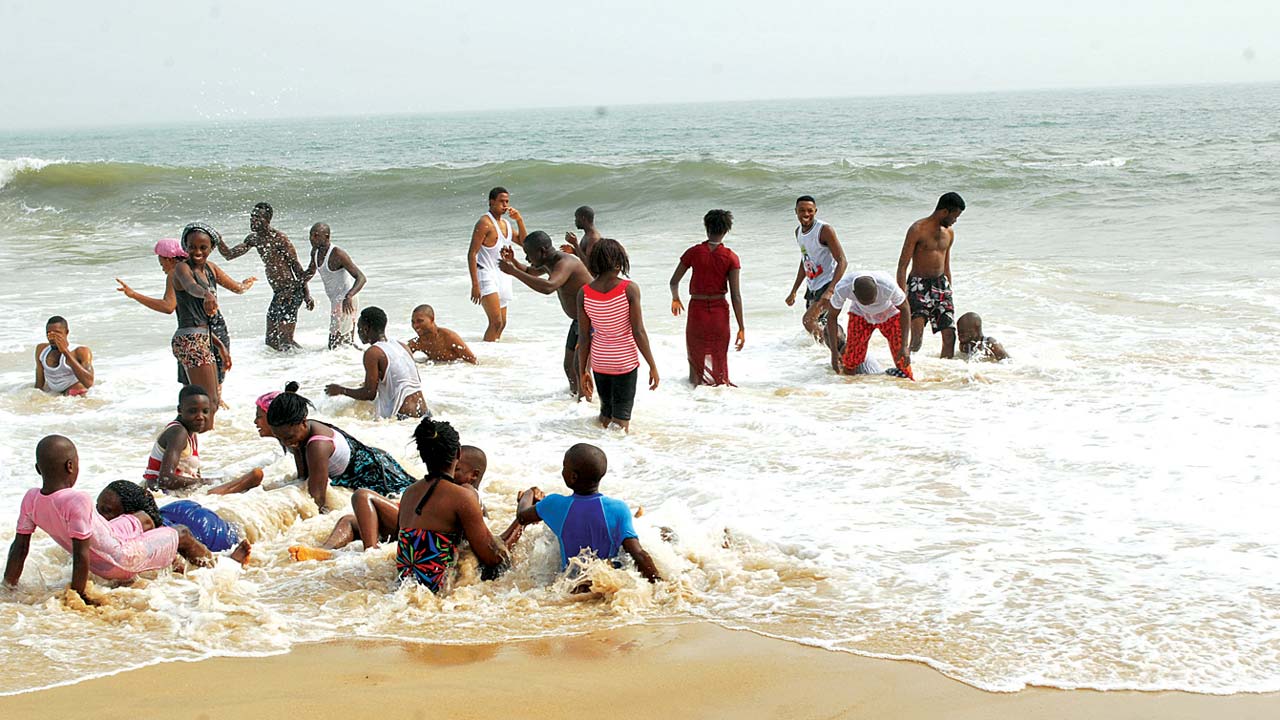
top-left (516, 443), bottom-right (661, 589)
top-left (96, 481), bottom-right (251, 564)
top-left (287, 445), bottom-right (514, 561)
top-left (3, 436), bottom-right (216, 604)
top-left (144, 385), bottom-right (265, 495)
top-left (407, 304), bottom-right (477, 364)
top-left (394, 419), bottom-right (523, 593)
top-left (956, 312), bottom-right (1010, 362)
top-left (34, 315), bottom-right (95, 396)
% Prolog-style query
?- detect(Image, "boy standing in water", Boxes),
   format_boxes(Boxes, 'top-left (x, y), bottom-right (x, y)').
top-left (216, 202), bottom-right (313, 351)
top-left (325, 306), bottom-right (428, 419)
top-left (499, 230), bottom-right (594, 395)
top-left (516, 443), bottom-right (661, 584)
top-left (467, 187), bottom-right (527, 341)
top-left (670, 209), bottom-right (745, 386)
top-left (34, 316), bottom-right (94, 396)
top-left (561, 206), bottom-right (602, 264)
top-left (4, 435), bottom-right (213, 604)
top-left (303, 222), bottom-right (366, 349)
top-left (786, 195), bottom-right (848, 345)
top-left (407, 305), bottom-right (477, 364)
top-left (897, 192), bottom-right (965, 358)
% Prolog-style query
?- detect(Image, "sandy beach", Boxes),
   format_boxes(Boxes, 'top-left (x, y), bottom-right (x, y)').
top-left (2, 622), bottom-right (1275, 719)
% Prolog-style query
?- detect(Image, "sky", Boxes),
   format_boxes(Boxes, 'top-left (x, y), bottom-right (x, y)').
top-left (0, 0), bottom-right (1276, 130)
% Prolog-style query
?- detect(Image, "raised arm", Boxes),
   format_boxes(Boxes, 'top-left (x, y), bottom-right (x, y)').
top-left (326, 346), bottom-right (383, 401)
top-left (668, 260), bottom-right (690, 316)
top-left (210, 261), bottom-right (256, 295)
top-left (626, 282), bottom-right (660, 391)
top-left (216, 234), bottom-right (256, 260)
top-left (153, 425), bottom-right (201, 492)
top-left (508, 208), bottom-right (527, 245)
top-left (117, 274), bottom-right (178, 314)
top-left (499, 252), bottom-right (565, 294)
top-left (47, 331), bottom-right (94, 389)
top-left (896, 226), bottom-right (918, 290)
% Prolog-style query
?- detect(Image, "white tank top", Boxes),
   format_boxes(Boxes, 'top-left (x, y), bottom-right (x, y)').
top-left (476, 212), bottom-right (513, 274)
top-left (307, 426), bottom-right (351, 477)
top-left (795, 219), bottom-right (836, 291)
top-left (317, 244), bottom-right (352, 305)
top-left (375, 340), bottom-right (423, 419)
top-left (40, 345), bottom-right (81, 393)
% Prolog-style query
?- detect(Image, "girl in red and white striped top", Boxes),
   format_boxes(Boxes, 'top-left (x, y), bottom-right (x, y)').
top-left (576, 238), bottom-right (659, 432)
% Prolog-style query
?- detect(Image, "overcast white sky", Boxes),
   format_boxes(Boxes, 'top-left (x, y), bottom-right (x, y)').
top-left (0, 0), bottom-right (1276, 130)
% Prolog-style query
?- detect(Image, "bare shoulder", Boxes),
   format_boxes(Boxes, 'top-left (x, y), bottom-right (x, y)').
top-left (35, 342), bottom-right (48, 356)
top-left (75, 346), bottom-right (93, 361)
top-left (364, 344), bottom-right (387, 362)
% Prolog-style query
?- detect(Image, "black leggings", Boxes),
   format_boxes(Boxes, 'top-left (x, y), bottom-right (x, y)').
top-left (594, 368), bottom-right (638, 421)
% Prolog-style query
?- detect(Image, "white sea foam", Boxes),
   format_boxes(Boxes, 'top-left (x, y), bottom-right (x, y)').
top-left (0, 157), bottom-right (62, 190)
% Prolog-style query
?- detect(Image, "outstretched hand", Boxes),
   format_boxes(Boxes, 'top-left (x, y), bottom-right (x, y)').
top-left (115, 278), bottom-right (136, 299)
top-left (324, 383), bottom-right (344, 397)
top-left (241, 276), bottom-right (257, 291)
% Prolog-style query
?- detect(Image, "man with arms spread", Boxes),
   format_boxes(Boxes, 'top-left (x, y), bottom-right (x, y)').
top-left (303, 222), bottom-right (366, 349)
top-left (785, 195), bottom-right (848, 347)
top-left (34, 316), bottom-right (94, 396)
top-left (467, 187), bottom-right (527, 341)
top-left (216, 202), bottom-right (313, 351)
top-left (825, 272), bottom-right (913, 380)
top-left (499, 230), bottom-right (594, 395)
top-left (897, 192), bottom-right (965, 358)
top-left (560, 205), bottom-right (602, 265)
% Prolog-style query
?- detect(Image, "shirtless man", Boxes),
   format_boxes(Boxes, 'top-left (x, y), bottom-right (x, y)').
top-left (897, 192), bottom-right (965, 358)
top-left (499, 230), bottom-right (594, 395)
top-left (216, 202), bottom-right (313, 351)
top-left (408, 304), bottom-right (477, 364)
top-left (561, 205), bottom-right (602, 265)
top-left (956, 312), bottom-right (1010, 362)
top-left (303, 223), bottom-right (366, 349)
top-left (467, 187), bottom-right (527, 341)
top-left (785, 195), bottom-right (849, 347)
top-left (325, 306), bottom-right (428, 419)
top-left (34, 316), bottom-right (94, 396)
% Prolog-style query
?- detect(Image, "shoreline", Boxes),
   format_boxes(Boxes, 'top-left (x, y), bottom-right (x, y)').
top-left (1, 623), bottom-right (1276, 719)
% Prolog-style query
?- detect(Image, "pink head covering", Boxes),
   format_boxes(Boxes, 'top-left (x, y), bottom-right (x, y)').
top-left (256, 391), bottom-right (281, 414)
top-left (154, 238), bottom-right (188, 258)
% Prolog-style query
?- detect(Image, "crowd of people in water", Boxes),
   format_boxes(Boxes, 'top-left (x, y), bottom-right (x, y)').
top-left (8, 188), bottom-right (1009, 604)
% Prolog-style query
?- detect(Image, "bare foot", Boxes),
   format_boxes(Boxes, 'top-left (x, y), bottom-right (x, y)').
top-left (288, 545), bottom-right (333, 562)
top-left (230, 540), bottom-right (252, 566)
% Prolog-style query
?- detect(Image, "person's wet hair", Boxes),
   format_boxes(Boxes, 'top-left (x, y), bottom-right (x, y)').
top-left (575, 205), bottom-right (595, 223)
top-left (936, 192), bottom-right (965, 212)
top-left (703, 209), bottom-right (733, 237)
top-left (253, 202), bottom-right (273, 220)
top-left (179, 384), bottom-right (210, 405)
top-left (267, 387), bottom-right (315, 426)
top-left (853, 275), bottom-right (879, 304)
top-left (104, 480), bottom-right (164, 529)
top-left (565, 443), bottom-right (607, 485)
top-left (181, 222), bottom-right (221, 248)
top-left (46, 315), bottom-right (68, 329)
top-left (488, 186), bottom-right (508, 201)
top-left (524, 230), bottom-right (553, 253)
top-left (360, 306), bottom-right (388, 335)
top-left (412, 304), bottom-right (434, 317)
top-left (413, 418), bottom-right (461, 475)
top-left (587, 237), bottom-right (630, 277)
top-left (796, 195), bottom-right (817, 206)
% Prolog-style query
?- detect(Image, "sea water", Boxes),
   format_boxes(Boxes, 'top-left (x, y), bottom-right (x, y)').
top-left (1, 84), bottom-right (1278, 695)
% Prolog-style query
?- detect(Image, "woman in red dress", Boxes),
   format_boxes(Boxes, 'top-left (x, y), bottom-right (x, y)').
top-left (669, 209), bottom-right (745, 386)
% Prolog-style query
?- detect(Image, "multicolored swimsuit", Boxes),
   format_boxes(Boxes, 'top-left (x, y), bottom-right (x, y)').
top-left (395, 475), bottom-right (461, 594)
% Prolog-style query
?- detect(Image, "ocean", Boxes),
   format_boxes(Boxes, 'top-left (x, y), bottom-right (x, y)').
top-left (1, 83), bottom-right (1278, 695)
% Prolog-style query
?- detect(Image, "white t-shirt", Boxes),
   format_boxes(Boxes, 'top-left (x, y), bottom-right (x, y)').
top-left (828, 271), bottom-right (905, 325)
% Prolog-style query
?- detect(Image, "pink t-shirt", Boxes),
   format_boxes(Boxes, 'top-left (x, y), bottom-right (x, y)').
top-left (16, 487), bottom-right (178, 581)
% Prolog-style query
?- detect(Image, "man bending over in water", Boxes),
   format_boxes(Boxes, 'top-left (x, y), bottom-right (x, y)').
top-left (561, 205), bottom-right (602, 265)
top-left (467, 187), bottom-right (527, 341)
top-left (326, 307), bottom-right (428, 419)
top-left (216, 202), bottom-right (313, 351)
top-left (825, 271), bottom-right (913, 380)
top-left (499, 230), bottom-right (594, 395)
top-left (897, 192), bottom-right (965, 358)
top-left (956, 312), bottom-right (1010, 362)
top-left (35, 316), bottom-right (94, 396)
top-left (408, 305), bottom-right (477, 364)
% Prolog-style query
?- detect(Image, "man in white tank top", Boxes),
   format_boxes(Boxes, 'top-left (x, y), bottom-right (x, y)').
top-left (34, 315), bottom-right (95, 396)
top-left (303, 222), bottom-right (367, 349)
top-left (785, 195), bottom-right (849, 346)
top-left (467, 186), bottom-right (528, 342)
top-left (325, 306), bottom-right (428, 419)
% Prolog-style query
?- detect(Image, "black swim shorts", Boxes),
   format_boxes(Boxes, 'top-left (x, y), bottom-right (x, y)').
top-left (267, 284), bottom-right (305, 325)
top-left (593, 368), bottom-right (638, 422)
top-left (907, 275), bottom-right (955, 333)
top-left (565, 319), bottom-right (579, 351)
top-left (804, 281), bottom-right (833, 327)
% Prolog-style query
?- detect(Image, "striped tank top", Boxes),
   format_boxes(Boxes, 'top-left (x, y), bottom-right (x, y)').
top-left (143, 421), bottom-right (200, 485)
top-left (583, 279), bottom-right (638, 375)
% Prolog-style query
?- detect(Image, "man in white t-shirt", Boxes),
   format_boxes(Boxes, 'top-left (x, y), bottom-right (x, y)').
top-left (825, 271), bottom-right (913, 380)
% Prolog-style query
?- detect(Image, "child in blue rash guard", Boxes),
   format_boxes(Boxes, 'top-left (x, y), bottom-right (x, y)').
top-left (516, 443), bottom-right (661, 583)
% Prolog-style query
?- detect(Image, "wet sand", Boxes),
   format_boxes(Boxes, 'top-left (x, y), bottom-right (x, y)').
top-left (1, 622), bottom-right (1275, 719)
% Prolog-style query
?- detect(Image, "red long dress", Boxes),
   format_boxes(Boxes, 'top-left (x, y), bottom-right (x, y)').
top-left (680, 241), bottom-right (740, 386)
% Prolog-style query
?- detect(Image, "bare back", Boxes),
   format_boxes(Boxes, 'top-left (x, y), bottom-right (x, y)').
top-left (551, 253), bottom-right (594, 318)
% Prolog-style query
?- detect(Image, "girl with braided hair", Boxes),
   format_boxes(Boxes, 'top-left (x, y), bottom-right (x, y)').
top-left (96, 481), bottom-right (250, 562)
top-left (93, 481), bottom-right (230, 568)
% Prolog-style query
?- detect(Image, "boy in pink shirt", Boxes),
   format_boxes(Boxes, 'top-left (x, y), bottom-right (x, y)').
top-left (4, 435), bottom-right (213, 603)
